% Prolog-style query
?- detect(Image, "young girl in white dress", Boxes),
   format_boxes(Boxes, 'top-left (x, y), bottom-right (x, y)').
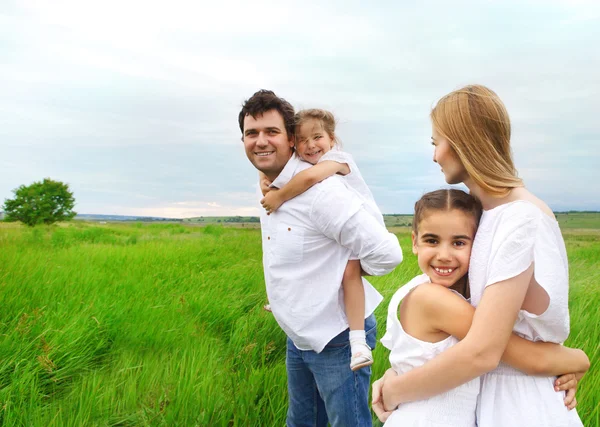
top-left (374, 85), bottom-right (589, 426)
top-left (260, 108), bottom-right (385, 371)
top-left (371, 189), bottom-right (589, 426)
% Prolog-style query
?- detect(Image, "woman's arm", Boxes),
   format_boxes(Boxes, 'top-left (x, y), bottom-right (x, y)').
top-left (261, 161), bottom-right (349, 213)
top-left (382, 265), bottom-right (534, 410)
top-left (411, 283), bottom-right (590, 377)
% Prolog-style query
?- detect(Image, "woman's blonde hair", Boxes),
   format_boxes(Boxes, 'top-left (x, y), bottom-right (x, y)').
top-left (294, 109), bottom-right (340, 146)
top-left (430, 85), bottom-right (523, 197)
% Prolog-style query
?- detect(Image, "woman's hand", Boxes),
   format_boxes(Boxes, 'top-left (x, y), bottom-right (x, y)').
top-left (555, 372), bottom-right (584, 410)
top-left (372, 369), bottom-right (398, 422)
top-left (372, 368), bottom-right (398, 422)
top-left (261, 189), bottom-right (283, 214)
top-left (372, 378), bottom-right (393, 422)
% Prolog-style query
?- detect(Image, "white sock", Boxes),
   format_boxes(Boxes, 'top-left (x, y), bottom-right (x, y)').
top-left (349, 330), bottom-right (369, 355)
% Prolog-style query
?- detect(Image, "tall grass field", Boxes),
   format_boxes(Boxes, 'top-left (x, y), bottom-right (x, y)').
top-left (0, 219), bottom-right (598, 426)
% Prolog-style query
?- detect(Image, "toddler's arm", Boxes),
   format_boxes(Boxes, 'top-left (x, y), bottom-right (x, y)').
top-left (258, 172), bottom-right (272, 196)
top-left (261, 161), bottom-right (350, 213)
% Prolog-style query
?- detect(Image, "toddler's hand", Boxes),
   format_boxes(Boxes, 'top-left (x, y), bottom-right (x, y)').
top-left (261, 189), bottom-right (283, 214)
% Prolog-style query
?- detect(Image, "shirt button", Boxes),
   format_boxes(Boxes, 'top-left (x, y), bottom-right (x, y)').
top-left (267, 236), bottom-right (270, 240)
top-left (288, 227), bottom-right (291, 231)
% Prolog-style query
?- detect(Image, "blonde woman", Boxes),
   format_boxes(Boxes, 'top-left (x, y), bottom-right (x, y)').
top-left (375, 85), bottom-right (587, 426)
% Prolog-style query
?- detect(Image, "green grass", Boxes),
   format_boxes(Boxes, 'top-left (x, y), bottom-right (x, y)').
top-left (0, 222), bottom-right (598, 426)
top-left (556, 212), bottom-right (600, 230)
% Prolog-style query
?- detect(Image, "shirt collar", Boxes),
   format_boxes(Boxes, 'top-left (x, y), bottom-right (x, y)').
top-left (271, 153), bottom-right (307, 189)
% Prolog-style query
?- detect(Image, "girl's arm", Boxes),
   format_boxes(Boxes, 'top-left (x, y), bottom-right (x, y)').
top-left (409, 283), bottom-right (590, 377)
top-left (261, 161), bottom-right (350, 213)
top-left (382, 265), bottom-right (534, 409)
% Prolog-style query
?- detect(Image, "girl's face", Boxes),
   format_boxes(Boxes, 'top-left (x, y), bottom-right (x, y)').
top-left (295, 119), bottom-right (335, 164)
top-left (412, 209), bottom-right (477, 288)
top-left (431, 128), bottom-right (467, 185)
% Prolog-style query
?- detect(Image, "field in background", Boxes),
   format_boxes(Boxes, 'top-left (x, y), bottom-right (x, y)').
top-left (179, 212), bottom-right (600, 230)
top-left (0, 220), bottom-right (598, 426)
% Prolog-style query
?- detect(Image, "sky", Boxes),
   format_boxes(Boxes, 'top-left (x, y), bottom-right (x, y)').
top-left (1, 0), bottom-right (599, 217)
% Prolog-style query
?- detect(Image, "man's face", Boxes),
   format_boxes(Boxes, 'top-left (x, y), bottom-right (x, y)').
top-left (243, 109), bottom-right (294, 180)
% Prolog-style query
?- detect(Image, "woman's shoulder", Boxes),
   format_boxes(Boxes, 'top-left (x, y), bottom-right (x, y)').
top-left (484, 200), bottom-right (554, 238)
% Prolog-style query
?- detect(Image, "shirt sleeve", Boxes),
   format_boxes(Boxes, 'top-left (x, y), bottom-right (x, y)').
top-left (319, 149), bottom-right (354, 169)
top-left (309, 178), bottom-right (403, 276)
top-left (485, 203), bottom-right (540, 288)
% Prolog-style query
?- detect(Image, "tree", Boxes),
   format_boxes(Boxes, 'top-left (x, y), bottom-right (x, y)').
top-left (3, 178), bottom-right (77, 227)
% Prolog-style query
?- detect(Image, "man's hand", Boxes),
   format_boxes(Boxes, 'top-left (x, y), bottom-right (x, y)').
top-left (555, 372), bottom-right (584, 410)
top-left (261, 189), bottom-right (283, 214)
top-left (372, 368), bottom-right (397, 422)
top-left (260, 177), bottom-right (272, 196)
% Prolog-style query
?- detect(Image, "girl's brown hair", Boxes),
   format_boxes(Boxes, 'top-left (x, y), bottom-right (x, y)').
top-left (294, 109), bottom-right (340, 145)
top-left (430, 85), bottom-right (523, 197)
top-left (412, 189), bottom-right (483, 236)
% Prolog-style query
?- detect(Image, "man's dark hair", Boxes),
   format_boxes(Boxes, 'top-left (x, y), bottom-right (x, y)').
top-left (238, 89), bottom-right (295, 137)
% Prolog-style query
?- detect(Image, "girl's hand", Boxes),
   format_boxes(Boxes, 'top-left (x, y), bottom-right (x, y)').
top-left (261, 189), bottom-right (283, 214)
top-left (555, 372), bottom-right (583, 410)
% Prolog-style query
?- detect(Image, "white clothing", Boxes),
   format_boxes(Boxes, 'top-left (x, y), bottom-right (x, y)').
top-left (319, 147), bottom-right (384, 227)
top-left (260, 153), bottom-right (402, 353)
top-left (380, 274), bottom-right (479, 427)
top-left (469, 200), bottom-right (583, 427)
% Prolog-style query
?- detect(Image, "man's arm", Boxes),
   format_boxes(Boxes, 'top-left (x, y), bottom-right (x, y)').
top-left (310, 180), bottom-right (402, 276)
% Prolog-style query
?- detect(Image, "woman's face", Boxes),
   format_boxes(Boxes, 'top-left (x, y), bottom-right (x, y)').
top-left (432, 128), bottom-right (467, 185)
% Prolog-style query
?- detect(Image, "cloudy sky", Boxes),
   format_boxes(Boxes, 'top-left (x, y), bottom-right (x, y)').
top-left (1, 0), bottom-right (599, 217)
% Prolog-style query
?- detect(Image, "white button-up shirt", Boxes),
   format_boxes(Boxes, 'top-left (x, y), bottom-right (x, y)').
top-left (260, 153), bottom-right (403, 352)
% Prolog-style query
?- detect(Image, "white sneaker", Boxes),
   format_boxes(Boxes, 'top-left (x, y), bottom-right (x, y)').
top-left (350, 346), bottom-right (373, 371)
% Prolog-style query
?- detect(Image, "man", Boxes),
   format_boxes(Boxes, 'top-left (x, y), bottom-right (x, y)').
top-left (239, 89), bottom-right (402, 426)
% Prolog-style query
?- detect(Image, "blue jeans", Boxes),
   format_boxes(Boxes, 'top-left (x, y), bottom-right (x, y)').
top-left (286, 314), bottom-right (376, 427)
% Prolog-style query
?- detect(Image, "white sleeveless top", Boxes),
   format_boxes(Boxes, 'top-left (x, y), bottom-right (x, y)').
top-left (380, 274), bottom-right (480, 427)
top-left (469, 200), bottom-right (583, 427)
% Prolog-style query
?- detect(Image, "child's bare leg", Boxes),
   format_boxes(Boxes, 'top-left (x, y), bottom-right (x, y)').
top-left (344, 260), bottom-right (365, 331)
top-left (343, 259), bottom-right (372, 371)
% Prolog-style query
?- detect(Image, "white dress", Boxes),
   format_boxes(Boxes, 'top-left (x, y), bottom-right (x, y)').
top-left (469, 200), bottom-right (583, 427)
top-left (381, 274), bottom-right (480, 426)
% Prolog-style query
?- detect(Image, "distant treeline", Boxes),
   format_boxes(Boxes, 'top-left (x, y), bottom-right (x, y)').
top-left (185, 216), bottom-right (260, 223)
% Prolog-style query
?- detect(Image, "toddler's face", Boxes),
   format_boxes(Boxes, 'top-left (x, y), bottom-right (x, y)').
top-left (295, 119), bottom-right (335, 165)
